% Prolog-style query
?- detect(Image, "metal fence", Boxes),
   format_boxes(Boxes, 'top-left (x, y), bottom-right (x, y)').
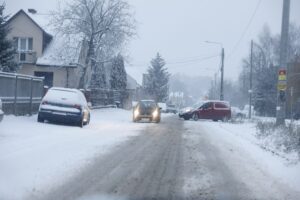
top-left (0, 72), bottom-right (44, 115)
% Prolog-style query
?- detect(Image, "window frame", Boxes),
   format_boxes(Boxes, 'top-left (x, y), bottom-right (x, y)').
top-left (14, 37), bottom-right (34, 52)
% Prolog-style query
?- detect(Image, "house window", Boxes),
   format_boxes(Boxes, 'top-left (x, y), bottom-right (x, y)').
top-left (20, 38), bottom-right (27, 51)
top-left (14, 37), bottom-right (34, 52)
top-left (28, 38), bottom-right (33, 50)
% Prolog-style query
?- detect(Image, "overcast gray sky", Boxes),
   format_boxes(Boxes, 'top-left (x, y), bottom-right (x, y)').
top-left (4, 0), bottom-right (300, 82)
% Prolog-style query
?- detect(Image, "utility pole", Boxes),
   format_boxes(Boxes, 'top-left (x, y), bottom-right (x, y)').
top-left (290, 86), bottom-right (294, 122)
top-left (220, 48), bottom-right (225, 101)
top-left (249, 40), bottom-right (253, 119)
top-left (276, 0), bottom-right (290, 125)
top-left (205, 41), bottom-right (224, 101)
top-left (214, 72), bottom-right (217, 99)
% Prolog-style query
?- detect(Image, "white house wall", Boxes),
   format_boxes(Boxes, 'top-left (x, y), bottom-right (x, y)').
top-left (18, 64), bottom-right (70, 87)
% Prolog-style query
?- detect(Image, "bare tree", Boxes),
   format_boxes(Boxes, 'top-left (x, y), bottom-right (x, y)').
top-left (238, 23), bottom-right (300, 116)
top-left (50, 0), bottom-right (136, 88)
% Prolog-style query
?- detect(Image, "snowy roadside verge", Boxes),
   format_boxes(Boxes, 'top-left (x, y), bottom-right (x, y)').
top-left (0, 108), bottom-right (148, 200)
top-left (222, 120), bottom-right (299, 163)
top-left (191, 120), bottom-right (300, 193)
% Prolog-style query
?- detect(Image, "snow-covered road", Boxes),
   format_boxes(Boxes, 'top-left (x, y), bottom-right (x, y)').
top-left (0, 109), bottom-right (148, 200)
top-left (1, 111), bottom-right (300, 200)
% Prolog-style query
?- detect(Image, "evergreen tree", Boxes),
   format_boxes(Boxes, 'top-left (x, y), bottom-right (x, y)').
top-left (110, 54), bottom-right (127, 90)
top-left (90, 63), bottom-right (107, 89)
top-left (144, 53), bottom-right (170, 102)
top-left (0, 4), bottom-right (17, 72)
top-left (253, 64), bottom-right (277, 116)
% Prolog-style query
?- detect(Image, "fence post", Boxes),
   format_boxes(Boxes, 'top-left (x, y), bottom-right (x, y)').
top-left (29, 78), bottom-right (33, 116)
top-left (14, 75), bottom-right (18, 115)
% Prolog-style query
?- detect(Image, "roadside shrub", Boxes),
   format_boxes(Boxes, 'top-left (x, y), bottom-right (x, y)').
top-left (230, 116), bottom-right (245, 124)
top-left (256, 121), bottom-right (300, 160)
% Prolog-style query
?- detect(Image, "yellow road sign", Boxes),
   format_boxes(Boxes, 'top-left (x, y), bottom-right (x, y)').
top-left (277, 83), bottom-right (287, 91)
top-left (279, 74), bottom-right (287, 81)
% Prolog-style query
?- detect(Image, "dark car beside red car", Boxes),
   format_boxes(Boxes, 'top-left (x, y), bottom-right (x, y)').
top-left (179, 101), bottom-right (231, 121)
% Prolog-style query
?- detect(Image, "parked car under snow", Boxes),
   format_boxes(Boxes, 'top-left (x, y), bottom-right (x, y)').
top-left (166, 104), bottom-right (177, 114)
top-left (37, 87), bottom-right (90, 127)
top-left (231, 106), bottom-right (246, 120)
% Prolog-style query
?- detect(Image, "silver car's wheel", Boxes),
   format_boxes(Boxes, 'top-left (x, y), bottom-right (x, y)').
top-left (37, 114), bottom-right (44, 123)
top-left (78, 117), bottom-right (84, 128)
top-left (222, 116), bottom-right (229, 122)
top-left (192, 113), bottom-right (199, 121)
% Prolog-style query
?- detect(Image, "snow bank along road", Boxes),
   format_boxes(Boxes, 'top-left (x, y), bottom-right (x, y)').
top-left (1, 109), bottom-right (300, 200)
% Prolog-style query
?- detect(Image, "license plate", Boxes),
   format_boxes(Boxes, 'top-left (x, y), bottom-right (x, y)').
top-left (52, 111), bottom-right (67, 116)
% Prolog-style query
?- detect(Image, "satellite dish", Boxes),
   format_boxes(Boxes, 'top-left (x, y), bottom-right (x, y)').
top-left (28, 9), bottom-right (37, 14)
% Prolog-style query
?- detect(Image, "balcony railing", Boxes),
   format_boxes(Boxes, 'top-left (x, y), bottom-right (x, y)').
top-left (14, 51), bottom-right (37, 64)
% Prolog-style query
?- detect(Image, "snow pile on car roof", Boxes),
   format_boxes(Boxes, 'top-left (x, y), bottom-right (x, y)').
top-left (43, 88), bottom-right (85, 105)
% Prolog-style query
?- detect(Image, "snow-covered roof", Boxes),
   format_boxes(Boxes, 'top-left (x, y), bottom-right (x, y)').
top-left (125, 66), bottom-right (144, 85)
top-left (126, 74), bottom-right (140, 90)
top-left (27, 11), bottom-right (53, 34)
top-left (36, 35), bottom-right (81, 67)
top-left (7, 10), bottom-right (52, 37)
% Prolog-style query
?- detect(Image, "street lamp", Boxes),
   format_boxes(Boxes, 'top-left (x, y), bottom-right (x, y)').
top-left (205, 41), bottom-right (225, 100)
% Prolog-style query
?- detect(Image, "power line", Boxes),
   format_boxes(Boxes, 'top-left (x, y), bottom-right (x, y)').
top-left (127, 54), bottom-right (220, 68)
top-left (228, 0), bottom-right (262, 59)
top-left (167, 55), bottom-right (220, 65)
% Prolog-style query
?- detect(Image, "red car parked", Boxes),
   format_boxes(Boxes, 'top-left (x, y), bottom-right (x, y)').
top-left (189, 101), bottom-right (231, 121)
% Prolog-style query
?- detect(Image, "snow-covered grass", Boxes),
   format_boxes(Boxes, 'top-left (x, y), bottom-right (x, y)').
top-left (231, 116), bottom-right (300, 162)
top-left (0, 108), bottom-right (148, 200)
top-left (256, 121), bottom-right (300, 161)
top-left (186, 120), bottom-right (300, 193)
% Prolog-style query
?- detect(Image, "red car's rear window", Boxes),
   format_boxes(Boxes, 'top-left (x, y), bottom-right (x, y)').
top-left (215, 102), bottom-right (229, 109)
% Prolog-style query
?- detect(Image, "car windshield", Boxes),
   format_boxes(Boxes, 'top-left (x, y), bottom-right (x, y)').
top-left (139, 100), bottom-right (156, 108)
top-left (2, 1), bottom-right (300, 200)
top-left (193, 101), bottom-right (206, 109)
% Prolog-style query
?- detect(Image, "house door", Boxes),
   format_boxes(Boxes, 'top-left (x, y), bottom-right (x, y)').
top-left (34, 71), bottom-right (54, 87)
